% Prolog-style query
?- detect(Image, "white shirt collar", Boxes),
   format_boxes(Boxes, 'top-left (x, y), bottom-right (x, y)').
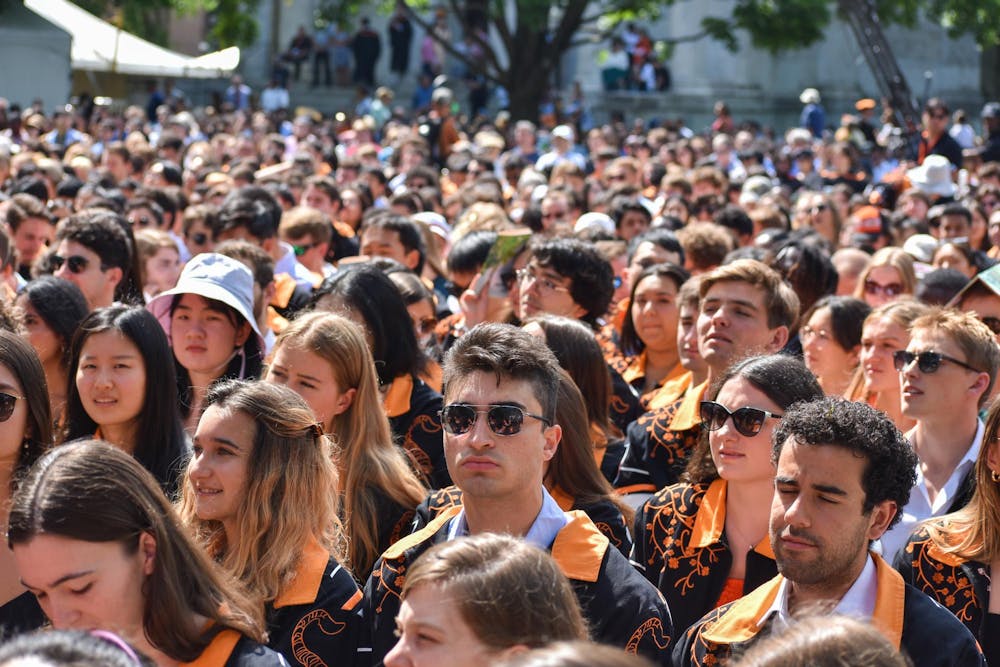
top-left (758, 554), bottom-right (878, 630)
top-left (447, 486), bottom-right (569, 550)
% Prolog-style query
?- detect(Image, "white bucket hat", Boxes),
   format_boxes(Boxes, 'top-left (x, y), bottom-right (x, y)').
top-left (906, 155), bottom-right (957, 198)
top-left (147, 253), bottom-right (264, 351)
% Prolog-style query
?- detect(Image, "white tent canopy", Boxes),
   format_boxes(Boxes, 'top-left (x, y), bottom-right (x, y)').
top-left (24, 0), bottom-right (239, 78)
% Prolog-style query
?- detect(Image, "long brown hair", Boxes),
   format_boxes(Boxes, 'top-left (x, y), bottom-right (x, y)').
top-left (179, 380), bottom-right (345, 603)
top-left (843, 299), bottom-right (930, 401)
top-left (271, 312), bottom-right (425, 575)
top-left (8, 441), bottom-right (263, 661)
top-left (547, 370), bottom-right (633, 526)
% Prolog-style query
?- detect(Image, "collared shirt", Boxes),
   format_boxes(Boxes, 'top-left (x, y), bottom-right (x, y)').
top-left (447, 485), bottom-right (569, 550)
top-left (274, 241), bottom-right (317, 289)
top-left (758, 554), bottom-right (878, 632)
top-left (880, 419), bottom-right (983, 559)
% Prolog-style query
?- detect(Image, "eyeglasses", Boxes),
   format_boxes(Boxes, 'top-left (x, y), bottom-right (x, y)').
top-left (799, 325), bottom-right (831, 342)
top-left (440, 403), bottom-right (551, 436)
top-left (188, 232), bottom-right (209, 246)
top-left (979, 316), bottom-right (1000, 335)
top-left (516, 267), bottom-right (571, 294)
top-left (929, 112), bottom-right (949, 120)
top-left (809, 204), bottom-right (828, 214)
top-left (863, 280), bottom-right (903, 298)
top-left (292, 242), bottom-right (317, 256)
top-left (892, 350), bottom-right (983, 374)
top-left (127, 215), bottom-right (153, 228)
top-left (542, 209), bottom-right (568, 221)
top-left (0, 392), bottom-right (24, 422)
top-left (700, 400), bottom-right (782, 437)
top-left (50, 254), bottom-right (104, 274)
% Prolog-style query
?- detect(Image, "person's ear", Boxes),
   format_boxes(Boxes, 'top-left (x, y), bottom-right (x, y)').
top-left (767, 325), bottom-right (790, 352)
top-left (333, 387), bottom-right (357, 416)
top-left (138, 531), bottom-right (157, 576)
top-left (969, 371), bottom-right (990, 401)
top-left (846, 344), bottom-right (861, 369)
top-left (106, 266), bottom-right (124, 289)
top-left (865, 499), bottom-right (897, 541)
top-left (403, 248), bottom-right (420, 271)
top-left (542, 423), bottom-right (561, 462)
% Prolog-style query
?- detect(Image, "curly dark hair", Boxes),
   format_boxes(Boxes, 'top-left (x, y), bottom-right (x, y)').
top-left (771, 397), bottom-right (917, 529)
top-left (529, 237), bottom-right (614, 328)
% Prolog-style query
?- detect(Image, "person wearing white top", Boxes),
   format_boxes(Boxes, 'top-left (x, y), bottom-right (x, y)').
top-left (880, 309), bottom-right (1000, 559)
top-left (673, 397), bottom-right (985, 667)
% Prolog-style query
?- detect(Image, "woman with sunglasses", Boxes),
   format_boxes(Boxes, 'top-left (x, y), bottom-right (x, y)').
top-left (893, 395), bottom-right (1000, 665)
top-left (618, 264), bottom-right (691, 410)
top-left (312, 264), bottom-right (449, 489)
top-left (631, 354), bottom-right (823, 635)
top-left (15, 276), bottom-right (89, 421)
top-left (264, 312), bottom-right (426, 579)
top-left (845, 299), bottom-right (930, 432)
top-left (61, 306), bottom-right (187, 497)
top-left (0, 330), bottom-right (53, 636)
top-left (853, 247), bottom-right (917, 309)
top-left (9, 441), bottom-right (285, 665)
top-left (147, 253), bottom-right (265, 434)
top-left (179, 380), bottom-right (364, 664)
top-left (800, 295), bottom-right (871, 396)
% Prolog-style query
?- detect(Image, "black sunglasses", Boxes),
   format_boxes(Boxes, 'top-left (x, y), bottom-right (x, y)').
top-left (0, 391), bottom-right (24, 422)
top-left (893, 350), bottom-right (982, 374)
top-left (700, 400), bottom-right (782, 437)
top-left (440, 403), bottom-right (551, 436)
top-left (189, 232), bottom-right (209, 246)
top-left (50, 254), bottom-right (103, 274)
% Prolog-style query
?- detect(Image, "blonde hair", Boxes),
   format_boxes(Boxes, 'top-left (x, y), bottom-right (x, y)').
top-left (844, 299), bottom-right (930, 401)
top-left (179, 380), bottom-right (346, 604)
top-left (909, 307), bottom-right (1000, 407)
top-left (852, 247), bottom-right (917, 302)
top-left (272, 312), bottom-right (426, 574)
top-left (925, 397), bottom-right (1000, 562)
top-left (133, 229), bottom-right (179, 286)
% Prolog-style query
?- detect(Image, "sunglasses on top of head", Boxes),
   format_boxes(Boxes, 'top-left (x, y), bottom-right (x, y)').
top-left (439, 403), bottom-right (551, 436)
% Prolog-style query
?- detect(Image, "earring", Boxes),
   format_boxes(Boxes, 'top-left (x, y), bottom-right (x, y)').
top-left (992, 470), bottom-right (1000, 483)
top-left (20, 438), bottom-right (30, 459)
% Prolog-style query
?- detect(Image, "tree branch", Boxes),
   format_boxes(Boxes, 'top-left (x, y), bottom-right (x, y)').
top-left (399, 1), bottom-right (503, 84)
top-left (446, 0), bottom-right (503, 74)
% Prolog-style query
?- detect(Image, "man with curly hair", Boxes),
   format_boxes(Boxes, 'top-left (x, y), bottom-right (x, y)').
top-left (673, 397), bottom-right (985, 667)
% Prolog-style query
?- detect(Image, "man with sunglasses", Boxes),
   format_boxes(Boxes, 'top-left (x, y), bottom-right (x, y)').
top-left (674, 397), bottom-right (984, 667)
top-left (615, 259), bottom-right (798, 495)
top-left (918, 97), bottom-right (963, 169)
top-left (278, 206), bottom-right (335, 287)
top-left (364, 323), bottom-right (673, 666)
top-left (52, 209), bottom-right (136, 310)
top-left (879, 308), bottom-right (1000, 559)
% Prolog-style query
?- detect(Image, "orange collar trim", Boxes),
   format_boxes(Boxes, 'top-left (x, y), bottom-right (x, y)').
top-left (383, 506), bottom-right (460, 560)
top-left (669, 379), bottom-right (709, 431)
top-left (273, 537), bottom-right (329, 609)
top-left (266, 306), bottom-right (289, 334)
top-left (550, 510), bottom-right (609, 583)
top-left (700, 554), bottom-right (904, 648)
top-left (647, 370), bottom-right (693, 411)
top-left (180, 629), bottom-right (241, 666)
top-left (690, 479), bottom-right (727, 549)
top-left (924, 532), bottom-right (968, 568)
top-left (383, 374), bottom-right (414, 418)
top-left (272, 273), bottom-right (297, 309)
top-left (621, 352), bottom-right (647, 385)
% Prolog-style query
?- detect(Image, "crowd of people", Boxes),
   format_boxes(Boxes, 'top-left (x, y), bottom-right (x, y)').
top-left (1, 75), bottom-right (1000, 667)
